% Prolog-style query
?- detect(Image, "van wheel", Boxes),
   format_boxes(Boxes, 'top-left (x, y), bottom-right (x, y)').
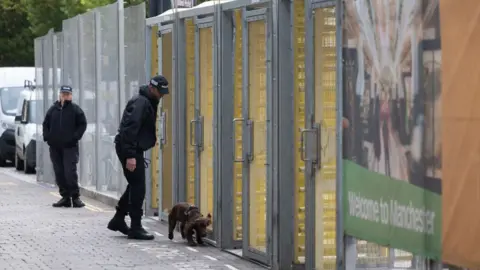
top-left (15, 154), bottom-right (23, 171)
top-left (0, 157), bottom-right (7, 167)
top-left (23, 148), bottom-right (35, 174)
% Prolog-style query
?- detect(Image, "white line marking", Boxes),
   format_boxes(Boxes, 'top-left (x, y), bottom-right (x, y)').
top-left (143, 226), bottom-right (149, 229)
top-left (154, 232), bottom-right (164, 237)
top-left (85, 206), bottom-right (99, 212)
top-left (204, 255), bottom-right (218, 261)
top-left (0, 182), bottom-right (17, 186)
top-left (225, 264), bottom-right (239, 270)
top-left (50, 192), bottom-right (62, 198)
top-left (172, 240), bottom-right (180, 243)
top-left (186, 247), bottom-right (198, 252)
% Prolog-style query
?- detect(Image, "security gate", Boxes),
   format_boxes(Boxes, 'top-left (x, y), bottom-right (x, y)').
top-left (157, 25), bottom-right (174, 221)
top-left (235, 7), bottom-right (273, 265)
top-left (303, 2), bottom-right (338, 269)
top-left (190, 17), bottom-right (216, 239)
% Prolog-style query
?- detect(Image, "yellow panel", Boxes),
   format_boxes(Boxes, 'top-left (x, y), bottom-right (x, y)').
top-left (248, 20), bottom-right (267, 252)
top-left (199, 27), bottom-right (214, 228)
top-left (185, 19), bottom-right (196, 205)
top-left (233, 10), bottom-right (243, 241)
top-left (161, 32), bottom-right (173, 214)
top-left (150, 25), bottom-right (159, 209)
top-left (314, 7), bottom-right (337, 270)
top-left (293, 0), bottom-right (306, 263)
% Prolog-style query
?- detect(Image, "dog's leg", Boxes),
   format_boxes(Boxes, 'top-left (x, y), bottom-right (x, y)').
top-left (180, 222), bottom-right (186, 239)
top-left (196, 231), bottom-right (204, 245)
top-left (185, 223), bottom-right (197, 246)
top-left (168, 214), bottom-right (176, 240)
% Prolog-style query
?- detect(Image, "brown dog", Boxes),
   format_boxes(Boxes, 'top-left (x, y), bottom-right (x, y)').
top-left (168, 202), bottom-right (212, 246)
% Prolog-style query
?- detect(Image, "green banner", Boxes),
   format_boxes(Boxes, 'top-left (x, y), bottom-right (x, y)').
top-left (343, 160), bottom-right (441, 260)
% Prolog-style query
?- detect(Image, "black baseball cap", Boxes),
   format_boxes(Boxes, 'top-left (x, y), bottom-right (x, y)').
top-left (60, 85), bottom-right (73, 93)
top-left (150, 75), bottom-right (169, 94)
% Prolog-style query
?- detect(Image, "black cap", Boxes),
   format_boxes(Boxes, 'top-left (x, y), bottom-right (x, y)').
top-left (150, 75), bottom-right (169, 94)
top-left (60, 85), bottom-right (73, 93)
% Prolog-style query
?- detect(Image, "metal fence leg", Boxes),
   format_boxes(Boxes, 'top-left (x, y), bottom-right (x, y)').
top-left (117, 0), bottom-right (126, 195)
top-left (94, 10), bottom-right (102, 192)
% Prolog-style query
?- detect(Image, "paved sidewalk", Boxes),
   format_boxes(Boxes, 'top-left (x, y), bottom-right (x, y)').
top-left (0, 168), bottom-right (264, 270)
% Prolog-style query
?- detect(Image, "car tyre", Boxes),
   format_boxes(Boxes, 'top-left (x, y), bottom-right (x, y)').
top-left (23, 148), bottom-right (35, 174)
top-left (15, 153), bottom-right (23, 171)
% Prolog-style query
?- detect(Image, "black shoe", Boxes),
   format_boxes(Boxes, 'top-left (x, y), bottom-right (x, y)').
top-left (107, 207), bottom-right (130, 235)
top-left (128, 219), bottom-right (154, 240)
top-left (72, 197), bottom-right (85, 208)
top-left (52, 197), bottom-right (71, 207)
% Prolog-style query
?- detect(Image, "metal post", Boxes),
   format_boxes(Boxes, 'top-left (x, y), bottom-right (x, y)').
top-left (159, 0), bottom-right (171, 14)
top-left (144, 22), bottom-right (154, 216)
top-left (77, 16), bottom-right (85, 186)
top-left (118, 0), bottom-right (126, 186)
top-left (118, 1), bottom-right (126, 110)
top-left (336, 0), bottom-right (347, 269)
top-left (78, 17), bottom-right (84, 109)
top-left (149, 0), bottom-right (158, 17)
top-left (94, 10), bottom-right (102, 191)
top-left (52, 31), bottom-right (58, 100)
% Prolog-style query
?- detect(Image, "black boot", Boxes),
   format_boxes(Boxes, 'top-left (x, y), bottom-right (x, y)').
top-left (128, 218), bottom-right (154, 240)
top-left (52, 197), bottom-right (71, 207)
top-left (72, 197), bottom-right (85, 208)
top-left (107, 207), bottom-right (130, 235)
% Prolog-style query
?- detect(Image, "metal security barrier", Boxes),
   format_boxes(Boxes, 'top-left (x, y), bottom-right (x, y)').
top-left (34, 0), bottom-right (460, 269)
top-left (35, 1), bottom-right (146, 200)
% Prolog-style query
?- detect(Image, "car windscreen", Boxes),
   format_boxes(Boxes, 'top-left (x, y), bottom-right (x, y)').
top-left (0, 87), bottom-right (24, 116)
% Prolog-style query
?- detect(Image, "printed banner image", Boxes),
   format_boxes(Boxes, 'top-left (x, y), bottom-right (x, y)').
top-left (342, 0), bottom-right (442, 260)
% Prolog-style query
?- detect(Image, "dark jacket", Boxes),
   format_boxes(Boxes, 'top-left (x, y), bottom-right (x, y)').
top-left (42, 100), bottom-right (87, 148)
top-left (115, 85), bottom-right (159, 158)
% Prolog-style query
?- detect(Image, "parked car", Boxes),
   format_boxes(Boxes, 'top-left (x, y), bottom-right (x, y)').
top-left (0, 67), bottom-right (35, 166)
top-left (14, 86), bottom-right (38, 173)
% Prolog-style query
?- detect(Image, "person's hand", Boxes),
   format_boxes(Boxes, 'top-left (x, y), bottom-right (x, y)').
top-left (126, 158), bottom-right (136, 172)
top-left (342, 117), bottom-right (350, 129)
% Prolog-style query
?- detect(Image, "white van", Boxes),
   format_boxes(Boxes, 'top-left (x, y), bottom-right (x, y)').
top-left (14, 87), bottom-right (39, 173)
top-left (0, 67), bottom-right (35, 165)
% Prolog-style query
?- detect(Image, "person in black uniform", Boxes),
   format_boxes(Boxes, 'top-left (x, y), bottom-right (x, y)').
top-left (42, 85), bottom-right (87, 208)
top-left (107, 75), bottom-right (169, 240)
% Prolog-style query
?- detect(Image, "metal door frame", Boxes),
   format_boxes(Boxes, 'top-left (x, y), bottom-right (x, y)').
top-left (222, 6), bottom-right (242, 250)
top-left (157, 24), bottom-right (174, 221)
top-left (192, 16), bottom-right (218, 243)
top-left (241, 7), bottom-right (272, 265)
top-left (304, 0), bottom-right (343, 269)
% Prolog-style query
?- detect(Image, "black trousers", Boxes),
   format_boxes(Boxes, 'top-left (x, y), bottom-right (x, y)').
top-left (115, 143), bottom-right (146, 221)
top-left (50, 146), bottom-right (80, 198)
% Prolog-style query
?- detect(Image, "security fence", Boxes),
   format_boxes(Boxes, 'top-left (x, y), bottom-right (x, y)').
top-left (34, 0), bottom-right (463, 269)
top-left (34, 1), bottom-right (146, 199)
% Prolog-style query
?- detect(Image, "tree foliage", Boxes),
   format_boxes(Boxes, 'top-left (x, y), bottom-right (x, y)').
top-left (0, 0), bottom-right (34, 66)
top-left (0, 0), bottom-right (145, 67)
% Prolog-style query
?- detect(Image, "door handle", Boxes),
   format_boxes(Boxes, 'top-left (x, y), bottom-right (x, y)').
top-left (246, 119), bottom-right (254, 162)
top-left (161, 111), bottom-right (167, 146)
top-left (198, 115), bottom-right (204, 151)
top-left (314, 122), bottom-right (322, 168)
top-left (189, 119), bottom-right (199, 146)
top-left (232, 118), bottom-right (244, 162)
top-left (299, 127), bottom-right (318, 163)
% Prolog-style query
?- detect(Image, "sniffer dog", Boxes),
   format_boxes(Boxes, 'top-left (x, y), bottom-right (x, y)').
top-left (168, 202), bottom-right (212, 246)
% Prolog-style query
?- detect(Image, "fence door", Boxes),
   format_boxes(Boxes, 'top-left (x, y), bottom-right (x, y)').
top-left (304, 2), bottom-right (338, 270)
top-left (157, 25), bottom-right (174, 221)
top-left (241, 8), bottom-right (272, 265)
top-left (192, 16), bottom-right (216, 240)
